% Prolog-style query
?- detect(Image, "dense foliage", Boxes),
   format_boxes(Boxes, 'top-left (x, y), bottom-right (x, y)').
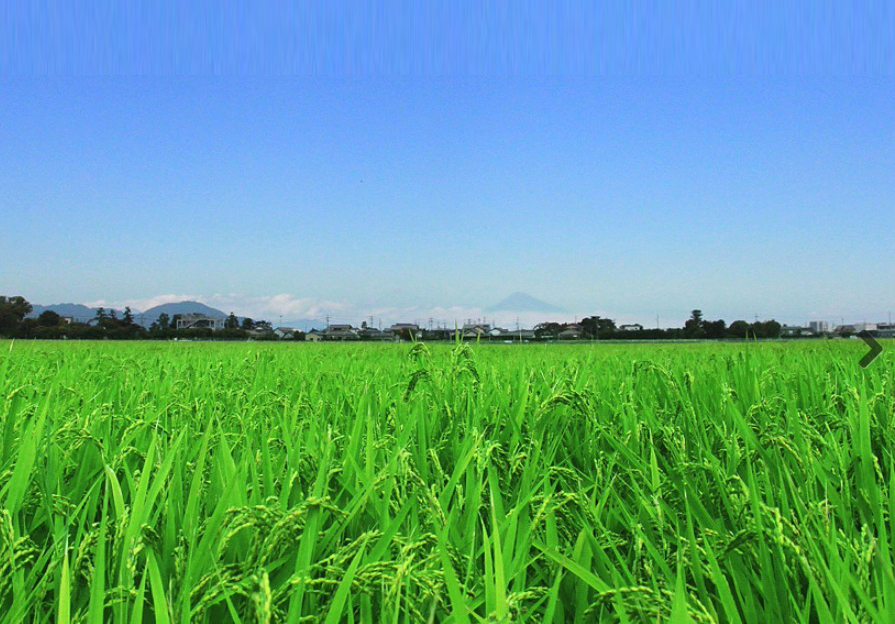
top-left (0, 340), bottom-right (891, 622)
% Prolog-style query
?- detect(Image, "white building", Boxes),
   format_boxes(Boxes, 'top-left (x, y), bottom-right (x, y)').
top-left (175, 313), bottom-right (225, 331)
top-left (808, 321), bottom-right (829, 334)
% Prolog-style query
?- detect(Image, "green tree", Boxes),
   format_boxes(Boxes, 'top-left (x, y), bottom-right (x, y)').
top-left (683, 309), bottom-right (705, 338)
top-left (226, 312), bottom-right (239, 329)
top-left (704, 319), bottom-right (726, 339)
top-left (728, 320), bottom-right (750, 339)
top-left (0, 296), bottom-right (33, 335)
top-left (241, 317), bottom-right (255, 330)
top-left (534, 322), bottom-right (563, 339)
top-left (580, 316), bottom-right (617, 338)
top-left (123, 307), bottom-right (134, 326)
top-left (157, 313), bottom-right (171, 331)
top-left (750, 319), bottom-right (782, 339)
top-left (37, 310), bottom-right (62, 327)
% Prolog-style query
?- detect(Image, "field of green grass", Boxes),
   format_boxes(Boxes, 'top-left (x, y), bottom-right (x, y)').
top-left (0, 340), bottom-right (892, 622)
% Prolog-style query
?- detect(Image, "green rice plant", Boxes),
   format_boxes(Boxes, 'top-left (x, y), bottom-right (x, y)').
top-left (0, 339), bottom-right (892, 622)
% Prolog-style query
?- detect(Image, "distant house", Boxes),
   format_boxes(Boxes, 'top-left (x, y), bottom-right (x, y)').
top-left (358, 327), bottom-right (396, 340)
top-left (876, 324), bottom-right (895, 338)
top-left (176, 313), bottom-right (225, 331)
top-left (619, 324), bottom-right (644, 332)
top-left (423, 328), bottom-right (453, 341)
top-left (852, 322), bottom-right (877, 333)
top-left (781, 325), bottom-right (810, 337)
top-left (833, 323), bottom-right (877, 336)
top-left (388, 323), bottom-right (419, 340)
top-left (461, 324), bottom-right (491, 339)
top-left (306, 331), bottom-right (323, 342)
top-left (389, 323), bottom-right (419, 332)
top-left (558, 324), bottom-right (583, 340)
top-left (323, 324), bottom-right (359, 340)
top-left (498, 329), bottom-right (535, 341)
top-left (274, 327), bottom-right (296, 339)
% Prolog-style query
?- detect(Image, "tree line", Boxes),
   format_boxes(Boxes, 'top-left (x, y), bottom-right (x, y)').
top-left (0, 296), bottom-right (299, 340)
top-left (539, 310), bottom-right (782, 340)
top-left (1, 297), bottom-right (784, 341)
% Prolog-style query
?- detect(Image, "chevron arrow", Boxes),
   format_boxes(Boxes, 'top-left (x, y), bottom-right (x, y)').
top-left (859, 330), bottom-right (883, 368)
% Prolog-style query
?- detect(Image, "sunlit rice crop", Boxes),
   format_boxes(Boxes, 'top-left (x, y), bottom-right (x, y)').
top-left (0, 339), bottom-right (892, 622)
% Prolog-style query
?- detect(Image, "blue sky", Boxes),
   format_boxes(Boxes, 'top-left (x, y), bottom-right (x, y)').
top-left (2, 3), bottom-right (894, 327)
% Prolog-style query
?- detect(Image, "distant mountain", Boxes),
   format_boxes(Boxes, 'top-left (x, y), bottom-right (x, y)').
top-left (28, 303), bottom-right (129, 322)
top-left (279, 319), bottom-right (327, 332)
top-left (486, 292), bottom-right (566, 313)
top-left (137, 301), bottom-right (227, 326)
top-left (27, 300), bottom-right (231, 327)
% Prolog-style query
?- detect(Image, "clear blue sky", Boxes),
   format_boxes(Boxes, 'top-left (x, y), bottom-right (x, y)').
top-left (2, 3), bottom-right (894, 326)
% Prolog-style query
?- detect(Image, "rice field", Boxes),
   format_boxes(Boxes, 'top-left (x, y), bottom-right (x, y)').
top-left (0, 339), bottom-right (893, 622)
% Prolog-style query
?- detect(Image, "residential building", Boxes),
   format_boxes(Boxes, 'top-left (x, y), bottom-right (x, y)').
top-left (422, 328), bottom-right (454, 341)
top-left (834, 322), bottom-right (877, 335)
top-left (853, 322), bottom-right (878, 333)
top-left (323, 324), bottom-right (359, 340)
top-left (498, 329), bottom-right (535, 341)
top-left (389, 323), bottom-right (419, 333)
top-left (388, 323), bottom-right (419, 339)
top-left (808, 321), bottom-right (829, 334)
top-left (461, 324), bottom-right (491, 339)
top-left (619, 323), bottom-right (644, 331)
top-left (558, 324), bottom-right (583, 339)
top-left (358, 327), bottom-right (396, 340)
top-left (781, 325), bottom-right (810, 337)
top-left (176, 313), bottom-right (225, 331)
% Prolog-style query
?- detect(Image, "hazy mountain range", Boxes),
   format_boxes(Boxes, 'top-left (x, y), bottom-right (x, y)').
top-left (28, 300), bottom-right (328, 330)
top-left (485, 292), bottom-right (566, 313)
top-left (28, 303), bottom-right (128, 321)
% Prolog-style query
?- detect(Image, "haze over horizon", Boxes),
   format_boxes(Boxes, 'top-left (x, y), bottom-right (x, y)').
top-left (3, 4), bottom-right (894, 328)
